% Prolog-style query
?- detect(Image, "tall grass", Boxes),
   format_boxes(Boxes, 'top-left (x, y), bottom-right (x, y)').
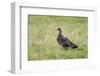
top-left (28, 15), bottom-right (88, 60)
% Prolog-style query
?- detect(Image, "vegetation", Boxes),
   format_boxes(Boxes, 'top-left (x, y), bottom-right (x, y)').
top-left (28, 15), bottom-right (88, 60)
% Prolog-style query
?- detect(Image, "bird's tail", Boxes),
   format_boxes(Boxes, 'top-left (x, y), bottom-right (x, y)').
top-left (69, 42), bottom-right (78, 49)
top-left (72, 45), bottom-right (78, 49)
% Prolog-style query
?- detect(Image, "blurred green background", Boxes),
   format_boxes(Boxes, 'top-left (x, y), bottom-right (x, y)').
top-left (28, 15), bottom-right (88, 60)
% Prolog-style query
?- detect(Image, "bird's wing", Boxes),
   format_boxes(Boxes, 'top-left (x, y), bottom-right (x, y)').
top-left (57, 37), bottom-right (67, 45)
top-left (65, 37), bottom-right (72, 45)
top-left (65, 37), bottom-right (78, 48)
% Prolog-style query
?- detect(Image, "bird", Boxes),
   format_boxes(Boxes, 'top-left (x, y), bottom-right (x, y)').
top-left (57, 28), bottom-right (78, 49)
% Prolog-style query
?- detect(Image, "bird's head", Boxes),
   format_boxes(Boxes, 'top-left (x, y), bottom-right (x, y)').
top-left (57, 28), bottom-right (62, 32)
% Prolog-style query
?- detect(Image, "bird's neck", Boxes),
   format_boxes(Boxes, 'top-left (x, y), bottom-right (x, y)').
top-left (58, 31), bottom-right (63, 36)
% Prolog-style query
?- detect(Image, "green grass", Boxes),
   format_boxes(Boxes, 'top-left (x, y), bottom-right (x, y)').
top-left (28, 15), bottom-right (88, 60)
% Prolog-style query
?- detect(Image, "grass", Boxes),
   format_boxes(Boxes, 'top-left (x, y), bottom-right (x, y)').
top-left (28, 15), bottom-right (88, 60)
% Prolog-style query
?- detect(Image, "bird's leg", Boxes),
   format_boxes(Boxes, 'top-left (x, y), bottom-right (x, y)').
top-left (63, 47), bottom-right (68, 50)
top-left (61, 47), bottom-right (64, 51)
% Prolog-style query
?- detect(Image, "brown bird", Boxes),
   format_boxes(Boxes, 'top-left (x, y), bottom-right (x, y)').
top-left (57, 28), bottom-right (78, 49)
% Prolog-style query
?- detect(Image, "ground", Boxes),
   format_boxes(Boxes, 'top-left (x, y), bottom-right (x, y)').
top-left (28, 15), bottom-right (88, 60)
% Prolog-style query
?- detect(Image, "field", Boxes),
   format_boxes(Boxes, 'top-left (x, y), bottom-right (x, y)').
top-left (28, 15), bottom-right (88, 60)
